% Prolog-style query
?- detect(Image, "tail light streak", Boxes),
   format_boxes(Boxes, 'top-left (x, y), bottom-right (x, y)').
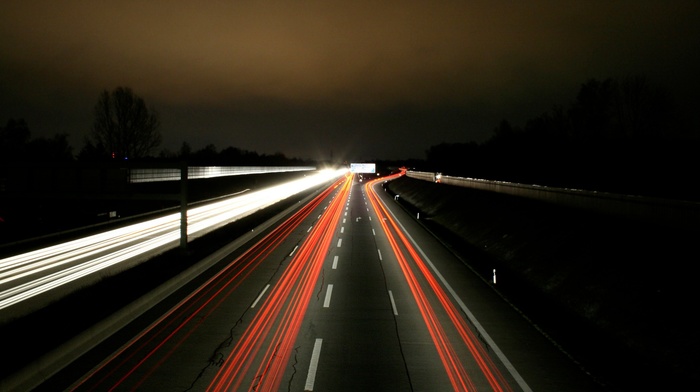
top-left (70, 175), bottom-right (350, 391)
top-left (366, 174), bottom-right (515, 392)
top-left (207, 173), bottom-right (352, 391)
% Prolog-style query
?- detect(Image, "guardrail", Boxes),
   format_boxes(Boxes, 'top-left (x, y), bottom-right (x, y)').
top-left (406, 170), bottom-right (700, 228)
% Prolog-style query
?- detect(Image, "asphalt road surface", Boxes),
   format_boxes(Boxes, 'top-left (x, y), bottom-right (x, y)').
top-left (37, 173), bottom-right (605, 391)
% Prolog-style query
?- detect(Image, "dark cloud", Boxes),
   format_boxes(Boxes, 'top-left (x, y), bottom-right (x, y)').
top-left (2, 1), bottom-right (699, 160)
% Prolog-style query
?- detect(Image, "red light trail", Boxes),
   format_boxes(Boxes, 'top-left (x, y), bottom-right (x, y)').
top-left (69, 174), bottom-right (351, 391)
top-left (365, 173), bottom-right (514, 392)
top-left (67, 170), bottom-right (519, 391)
top-left (207, 173), bottom-right (352, 391)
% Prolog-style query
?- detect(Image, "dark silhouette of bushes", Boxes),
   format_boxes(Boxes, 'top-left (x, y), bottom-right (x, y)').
top-left (1, 119), bottom-right (73, 163)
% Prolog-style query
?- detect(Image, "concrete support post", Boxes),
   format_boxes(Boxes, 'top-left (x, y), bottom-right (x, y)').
top-left (180, 162), bottom-right (188, 250)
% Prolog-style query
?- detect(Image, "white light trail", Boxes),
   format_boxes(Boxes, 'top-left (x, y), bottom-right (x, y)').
top-left (0, 169), bottom-right (347, 312)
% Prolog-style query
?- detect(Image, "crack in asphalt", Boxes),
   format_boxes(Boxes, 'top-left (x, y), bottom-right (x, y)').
top-left (287, 345), bottom-right (301, 391)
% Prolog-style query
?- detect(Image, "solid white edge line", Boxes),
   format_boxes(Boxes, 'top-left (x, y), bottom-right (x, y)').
top-left (323, 284), bottom-right (333, 308)
top-left (374, 182), bottom-right (533, 392)
top-left (305, 338), bottom-right (323, 391)
top-left (388, 290), bottom-right (398, 315)
top-left (251, 284), bottom-right (270, 308)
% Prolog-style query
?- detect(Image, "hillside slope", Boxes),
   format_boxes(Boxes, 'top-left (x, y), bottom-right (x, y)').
top-left (384, 175), bottom-right (697, 390)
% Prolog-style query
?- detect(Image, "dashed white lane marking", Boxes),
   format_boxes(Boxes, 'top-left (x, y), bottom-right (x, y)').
top-left (377, 249), bottom-right (382, 260)
top-left (340, 226), bottom-right (344, 233)
top-left (304, 338), bottom-right (323, 391)
top-left (337, 238), bottom-right (342, 247)
top-left (251, 284), bottom-right (270, 308)
top-left (332, 255), bottom-right (339, 269)
top-left (388, 290), bottom-right (398, 315)
top-left (289, 245), bottom-right (299, 257)
top-left (343, 218), bottom-right (346, 223)
top-left (384, 203), bottom-right (533, 392)
top-left (323, 284), bottom-right (334, 308)
top-left (307, 226), bottom-right (313, 232)
top-left (372, 229), bottom-right (376, 236)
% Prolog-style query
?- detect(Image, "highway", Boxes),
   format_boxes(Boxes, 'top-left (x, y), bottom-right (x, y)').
top-left (0, 169), bottom-right (344, 322)
top-left (19, 172), bottom-right (605, 391)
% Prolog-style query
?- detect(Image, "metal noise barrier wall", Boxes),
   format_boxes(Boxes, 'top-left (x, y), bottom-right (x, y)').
top-left (405, 171), bottom-right (700, 228)
top-left (129, 166), bottom-right (317, 183)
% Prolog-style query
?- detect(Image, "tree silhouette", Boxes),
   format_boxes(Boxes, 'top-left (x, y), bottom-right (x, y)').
top-left (569, 78), bottom-right (617, 140)
top-left (0, 119), bottom-right (30, 163)
top-left (89, 87), bottom-right (161, 160)
top-left (616, 75), bottom-right (670, 139)
top-left (421, 74), bottom-right (700, 200)
top-left (27, 134), bottom-right (73, 162)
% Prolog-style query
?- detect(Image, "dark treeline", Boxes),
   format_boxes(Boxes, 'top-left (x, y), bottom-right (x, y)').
top-left (0, 121), bottom-right (311, 167)
top-left (2, 76), bottom-right (698, 200)
top-left (0, 119), bottom-right (74, 164)
top-left (156, 142), bottom-right (313, 167)
top-left (1, 86), bottom-right (311, 168)
top-left (422, 75), bottom-right (699, 201)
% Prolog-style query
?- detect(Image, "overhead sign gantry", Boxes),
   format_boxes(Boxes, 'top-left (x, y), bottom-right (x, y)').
top-left (349, 163), bottom-right (376, 173)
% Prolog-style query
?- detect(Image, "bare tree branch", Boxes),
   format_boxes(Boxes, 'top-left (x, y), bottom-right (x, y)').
top-left (91, 87), bottom-right (161, 160)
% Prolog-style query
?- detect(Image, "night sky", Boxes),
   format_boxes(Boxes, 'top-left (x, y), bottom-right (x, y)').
top-left (2, 1), bottom-right (700, 161)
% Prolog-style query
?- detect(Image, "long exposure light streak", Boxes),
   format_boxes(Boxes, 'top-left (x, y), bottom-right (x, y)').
top-left (207, 173), bottom-right (352, 391)
top-left (366, 174), bottom-right (514, 392)
top-left (70, 174), bottom-right (348, 391)
top-left (0, 169), bottom-right (346, 312)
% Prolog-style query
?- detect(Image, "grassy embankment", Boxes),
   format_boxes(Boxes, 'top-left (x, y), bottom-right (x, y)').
top-left (384, 175), bottom-right (697, 390)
